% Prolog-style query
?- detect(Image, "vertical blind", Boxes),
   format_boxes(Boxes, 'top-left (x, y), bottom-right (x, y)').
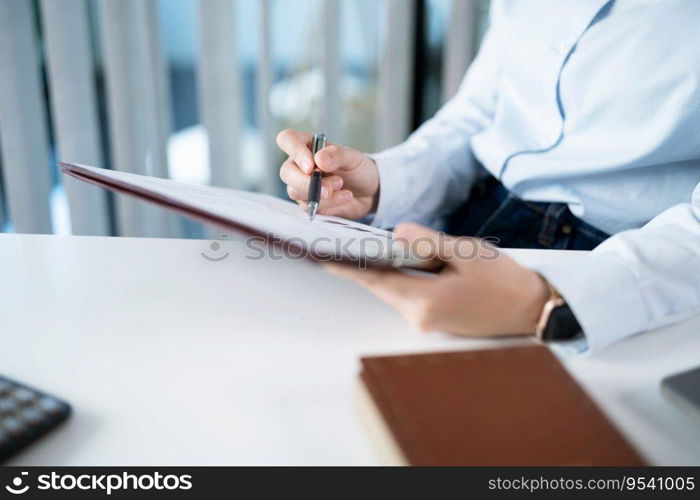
top-left (0, 0), bottom-right (480, 237)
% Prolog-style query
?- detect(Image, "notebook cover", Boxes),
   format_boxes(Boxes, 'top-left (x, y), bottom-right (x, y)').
top-left (359, 344), bottom-right (645, 466)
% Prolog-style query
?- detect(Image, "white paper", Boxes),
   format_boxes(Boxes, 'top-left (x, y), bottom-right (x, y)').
top-left (67, 164), bottom-right (400, 265)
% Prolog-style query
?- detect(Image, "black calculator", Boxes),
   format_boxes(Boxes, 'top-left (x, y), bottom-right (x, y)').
top-left (0, 375), bottom-right (71, 462)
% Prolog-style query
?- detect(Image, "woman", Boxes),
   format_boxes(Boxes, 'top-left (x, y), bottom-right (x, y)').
top-left (276, 0), bottom-right (700, 352)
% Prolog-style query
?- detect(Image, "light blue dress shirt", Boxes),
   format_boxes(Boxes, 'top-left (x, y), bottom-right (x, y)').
top-left (371, 0), bottom-right (700, 351)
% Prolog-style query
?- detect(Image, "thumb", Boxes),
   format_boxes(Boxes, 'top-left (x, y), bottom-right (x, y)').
top-left (394, 223), bottom-right (500, 266)
top-left (393, 223), bottom-right (457, 262)
top-left (314, 144), bottom-right (368, 174)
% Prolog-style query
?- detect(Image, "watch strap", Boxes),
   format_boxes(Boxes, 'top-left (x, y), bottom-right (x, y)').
top-left (540, 303), bottom-right (582, 341)
top-left (535, 278), bottom-right (582, 341)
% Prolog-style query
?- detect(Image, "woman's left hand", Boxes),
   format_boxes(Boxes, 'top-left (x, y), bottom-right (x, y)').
top-left (325, 223), bottom-right (550, 337)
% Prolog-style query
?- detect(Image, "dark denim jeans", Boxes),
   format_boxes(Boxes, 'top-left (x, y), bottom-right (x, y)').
top-left (445, 175), bottom-right (610, 251)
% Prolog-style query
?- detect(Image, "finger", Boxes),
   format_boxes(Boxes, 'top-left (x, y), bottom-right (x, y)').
top-left (276, 129), bottom-right (315, 173)
top-left (393, 222), bottom-right (464, 262)
top-left (291, 190), bottom-right (354, 214)
top-left (285, 173), bottom-right (344, 202)
top-left (324, 175), bottom-right (344, 191)
top-left (286, 184), bottom-right (337, 202)
top-left (314, 144), bottom-right (368, 174)
top-left (280, 160), bottom-right (315, 193)
top-left (319, 189), bottom-right (354, 210)
top-left (324, 264), bottom-right (427, 308)
top-left (287, 186), bottom-right (306, 201)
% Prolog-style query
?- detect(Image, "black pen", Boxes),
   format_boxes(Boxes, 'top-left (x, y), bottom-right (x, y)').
top-left (307, 133), bottom-right (327, 220)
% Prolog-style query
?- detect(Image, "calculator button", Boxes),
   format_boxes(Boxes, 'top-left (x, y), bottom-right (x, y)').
top-left (37, 397), bottom-right (62, 415)
top-left (13, 388), bottom-right (36, 404)
top-left (3, 416), bottom-right (24, 435)
top-left (20, 407), bottom-right (45, 427)
top-left (0, 376), bottom-right (70, 461)
top-left (0, 399), bottom-right (19, 413)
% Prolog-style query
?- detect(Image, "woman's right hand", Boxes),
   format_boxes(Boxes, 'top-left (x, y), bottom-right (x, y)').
top-left (276, 129), bottom-right (380, 219)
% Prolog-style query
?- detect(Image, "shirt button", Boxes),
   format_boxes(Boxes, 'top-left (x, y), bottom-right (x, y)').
top-left (561, 224), bottom-right (573, 235)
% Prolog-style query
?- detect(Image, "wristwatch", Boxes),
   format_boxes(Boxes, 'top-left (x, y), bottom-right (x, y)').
top-left (535, 279), bottom-right (582, 341)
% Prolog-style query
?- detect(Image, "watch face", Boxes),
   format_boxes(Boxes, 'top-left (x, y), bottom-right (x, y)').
top-left (544, 304), bottom-right (581, 341)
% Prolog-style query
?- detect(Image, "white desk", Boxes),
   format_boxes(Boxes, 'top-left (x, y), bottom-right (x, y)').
top-left (1, 233), bottom-right (699, 465)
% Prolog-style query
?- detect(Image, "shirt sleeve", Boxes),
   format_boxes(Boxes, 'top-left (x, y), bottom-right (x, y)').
top-left (370, 3), bottom-right (503, 229)
top-left (533, 183), bottom-right (700, 352)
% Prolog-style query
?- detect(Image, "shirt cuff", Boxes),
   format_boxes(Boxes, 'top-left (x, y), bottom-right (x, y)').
top-left (368, 149), bottom-right (411, 229)
top-left (531, 252), bottom-right (650, 353)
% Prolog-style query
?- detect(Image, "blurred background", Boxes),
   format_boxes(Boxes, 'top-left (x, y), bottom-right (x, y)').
top-left (0, 0), bottom-right (490, 239)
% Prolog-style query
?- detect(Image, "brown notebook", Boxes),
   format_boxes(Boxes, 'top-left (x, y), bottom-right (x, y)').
top-left (357, 344), bottom-right (645, 466)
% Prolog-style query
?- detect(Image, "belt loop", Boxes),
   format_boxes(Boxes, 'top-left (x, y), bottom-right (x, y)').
top-left (538, 203), bottom-right (567, 248)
